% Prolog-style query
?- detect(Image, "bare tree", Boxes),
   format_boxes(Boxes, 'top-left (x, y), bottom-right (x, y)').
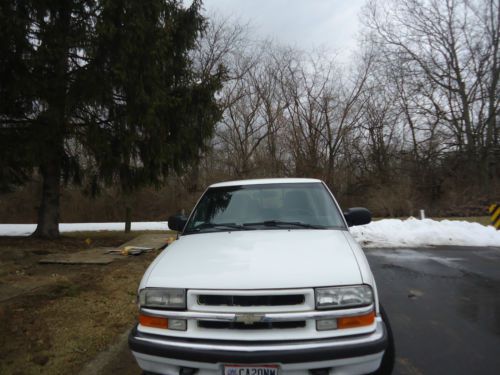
top-left (213, 43), bottom-right (291, 178)
top-left (363, 0), bottom-right (500, 194)
top-left (184, 15), bottom-right (250, 191)
top-left (273, 48), bottom-right (373, 190)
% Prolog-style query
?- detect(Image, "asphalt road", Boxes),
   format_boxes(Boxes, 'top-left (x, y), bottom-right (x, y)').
top-left (366, 246), bottom-right (500, 375)
top-left (102, 246), bottom-right (500, 375)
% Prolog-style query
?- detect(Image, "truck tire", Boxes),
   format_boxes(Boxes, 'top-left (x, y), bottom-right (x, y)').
top-left (369, 304), bottom-right (395, 375)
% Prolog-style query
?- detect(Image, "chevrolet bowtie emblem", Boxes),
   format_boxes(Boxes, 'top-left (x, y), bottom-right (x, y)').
top-left (235, 313), bottom-right (265, 325)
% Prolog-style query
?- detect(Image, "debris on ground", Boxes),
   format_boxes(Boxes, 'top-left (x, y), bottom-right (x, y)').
top-left (37, 233), bottom-right (175, 264)
top-left (106, 246), bottom-right (153, 256)
top-left (118, 233), bottom-right (175, 251)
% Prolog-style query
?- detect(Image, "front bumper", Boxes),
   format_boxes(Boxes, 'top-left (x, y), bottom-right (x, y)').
top-left (129, 319), bottom-right (387, 372)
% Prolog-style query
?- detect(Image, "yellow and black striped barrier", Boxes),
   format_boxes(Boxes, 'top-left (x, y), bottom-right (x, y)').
top-left (489, 204), bottom-right (500, 229)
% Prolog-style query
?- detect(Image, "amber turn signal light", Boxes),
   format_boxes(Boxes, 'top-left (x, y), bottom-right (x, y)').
top-left (139, 313), bottom-right (168, 329)
top-left (337, 311), bottom-right (375, 329)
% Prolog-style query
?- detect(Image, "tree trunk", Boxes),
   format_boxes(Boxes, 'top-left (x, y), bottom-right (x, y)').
top-left (125, 206), bottom-right (132, 233)
top-left (32, 3), bottom-right (70, 239)
top-left (33, 157), bottom-right (62, 239)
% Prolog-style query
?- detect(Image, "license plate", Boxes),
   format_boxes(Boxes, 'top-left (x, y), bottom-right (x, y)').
top-left (223, 365), bottom-right (279, 375)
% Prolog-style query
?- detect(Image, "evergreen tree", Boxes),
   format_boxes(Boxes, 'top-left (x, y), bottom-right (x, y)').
top-left (0, 0), bottom-right (223, 238)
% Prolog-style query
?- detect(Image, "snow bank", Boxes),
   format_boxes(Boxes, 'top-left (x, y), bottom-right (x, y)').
top-left (350, 218), bottom-right (500, 248)
top-left (1, 218), bottom-right (499, 248)
top-left (0, 221), bottom-right (169, 236)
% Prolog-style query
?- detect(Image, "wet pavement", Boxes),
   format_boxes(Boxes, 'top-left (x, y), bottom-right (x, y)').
top-left (106, 246), bottom-right (500, 375)
top-left (366, 246), bottom-right (500, 375)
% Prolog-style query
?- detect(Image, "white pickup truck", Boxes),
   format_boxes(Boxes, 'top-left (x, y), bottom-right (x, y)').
top-left (129, 178), bottom-right (394, 375)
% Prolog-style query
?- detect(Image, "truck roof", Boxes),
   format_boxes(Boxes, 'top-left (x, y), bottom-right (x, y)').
top-left (209, 178), bottom-right (322, 188)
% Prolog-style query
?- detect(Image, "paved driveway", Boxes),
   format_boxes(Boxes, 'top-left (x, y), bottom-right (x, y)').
top-left (366, 246), bottom-right (500, 375)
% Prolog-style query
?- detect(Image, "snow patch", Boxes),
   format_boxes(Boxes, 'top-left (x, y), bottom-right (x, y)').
top-left (350, 218), bottom-right (500, 248)
top-left (0, 222), bottom-right (169, 236)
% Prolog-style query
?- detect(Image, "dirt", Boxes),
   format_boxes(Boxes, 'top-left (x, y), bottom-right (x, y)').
top-left (0, 233), bottom-right (162, 375)
top-left (83, 330), bottom-right (140, 375)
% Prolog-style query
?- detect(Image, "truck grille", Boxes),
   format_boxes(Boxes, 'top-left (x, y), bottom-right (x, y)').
top-left (197, 294), bottom-right (304, 307)
top-left (198, 320), bottom-right (306, 330)
top-left (187, 289), bottom-right (315, 337)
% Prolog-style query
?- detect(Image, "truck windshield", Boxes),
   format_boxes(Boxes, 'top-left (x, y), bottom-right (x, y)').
top-left (183, 183), bottom-right (346, 234)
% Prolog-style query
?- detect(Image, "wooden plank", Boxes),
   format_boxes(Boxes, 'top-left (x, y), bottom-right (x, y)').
top-left (38, 247), bottom-right (116, 265)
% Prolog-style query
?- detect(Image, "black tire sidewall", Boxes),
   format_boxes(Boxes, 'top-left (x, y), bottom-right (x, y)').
top-left (369, 304), bottom-right (395, 375)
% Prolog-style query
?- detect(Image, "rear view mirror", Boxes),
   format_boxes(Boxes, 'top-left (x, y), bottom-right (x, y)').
top-left (344, 207), bottom-right (371, 227)
top-left (168, 214), bottom-right (188, 232)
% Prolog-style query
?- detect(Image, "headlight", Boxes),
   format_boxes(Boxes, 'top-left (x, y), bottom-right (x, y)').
top-left (139, 288), bottom-right (186, 309)
top-left (315, 285), bottom-right (373, 309)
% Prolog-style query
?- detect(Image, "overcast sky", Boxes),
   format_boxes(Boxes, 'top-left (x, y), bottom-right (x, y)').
top-left (201, 0), bottom-right (366, 57)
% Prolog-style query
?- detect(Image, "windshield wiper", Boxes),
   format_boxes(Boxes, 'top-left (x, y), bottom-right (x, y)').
top-left (190, 222), bottom-right (250, 232)
top-left (242, 220), bottom-right (327, 229)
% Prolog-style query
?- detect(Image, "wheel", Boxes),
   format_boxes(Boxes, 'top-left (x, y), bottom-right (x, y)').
top-left (369, 304), bottom-right (395, 375)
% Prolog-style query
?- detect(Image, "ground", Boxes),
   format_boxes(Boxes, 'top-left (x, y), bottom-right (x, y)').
top-left (2, 232), bottom-right (500, 375)
top-left (106, 245), bottom-right (500, 375)
top-left (368, 246), bottom-right (500, 375)
top-left (0, 232), bottom-right (164, 375)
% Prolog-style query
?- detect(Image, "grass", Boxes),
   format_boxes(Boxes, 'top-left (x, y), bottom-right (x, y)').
top-left (46, 281), bottom-right (83, 298)
top-left (0, 231), bottom-right (164, 375)
top-left (63, 229), bottom-right (175, 238)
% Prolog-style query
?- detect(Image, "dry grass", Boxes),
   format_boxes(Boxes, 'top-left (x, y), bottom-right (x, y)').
top-left (0, 232), bottom-right (165, 375)
top-left (0, 183), bottom-right (200, 224)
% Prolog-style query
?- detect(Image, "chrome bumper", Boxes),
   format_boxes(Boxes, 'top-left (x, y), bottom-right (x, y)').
top-left (129, 318), bottom-right (387, 364)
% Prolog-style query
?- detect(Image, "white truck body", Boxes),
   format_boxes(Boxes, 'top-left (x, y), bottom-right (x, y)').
top-left (129, 179), bottom-right (389, 375)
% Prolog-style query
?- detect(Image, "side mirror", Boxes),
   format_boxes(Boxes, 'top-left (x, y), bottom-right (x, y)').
top-left (168, 214), bottom-right (188, 232)
top-left (344, 207), bottom-right (372, 227)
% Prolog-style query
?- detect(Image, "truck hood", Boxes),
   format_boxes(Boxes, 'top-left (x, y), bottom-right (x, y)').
top-left (144, 229), bottom-right (362, 290)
